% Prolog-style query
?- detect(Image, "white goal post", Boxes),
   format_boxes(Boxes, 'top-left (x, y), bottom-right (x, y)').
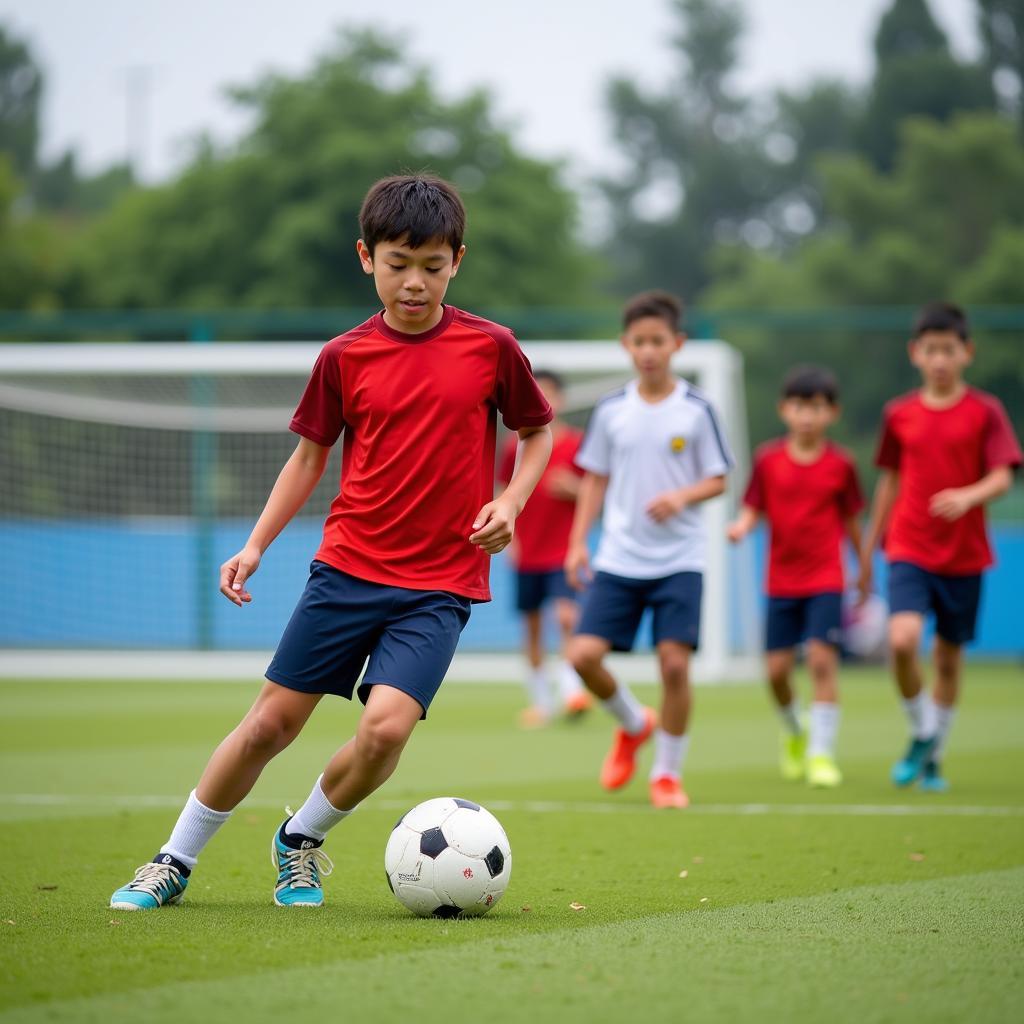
top-left (0, 340), bottom-right (759, 681)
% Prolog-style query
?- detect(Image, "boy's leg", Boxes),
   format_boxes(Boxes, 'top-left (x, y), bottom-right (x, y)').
top-left (521, 607), bottom-right (552, 726)
top-left (649, 640), bottom-right (692, 808)
top-left (767, 648), bottom-right (806, 780)
top-left (806, 639), bottom-right (842, 787)
top-left (553, 594), bottom-right (590, 715)
top-left (111, 681), bottom-right (321, 910)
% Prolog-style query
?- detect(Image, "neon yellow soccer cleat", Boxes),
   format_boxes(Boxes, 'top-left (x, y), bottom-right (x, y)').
top-left (807, 754), bottom-right (842, 788)
top-left (779, 731), bottom-right (808, 780)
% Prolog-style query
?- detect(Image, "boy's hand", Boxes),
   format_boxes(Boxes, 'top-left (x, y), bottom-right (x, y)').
top-left (546, 467), bottom-right (580, 501)
top-left (565, 541), bottom-right (592, 591)
top-left (469, 498), bottom-right (517, 554)
top-left (220, 544), bottom-right (262, 606)
top-left (929, 487), bottom-right (973, 521)
top-left (646, 489), bottom-right (687, 523)
top-left (855, 566), bottom-right (872, 606)
top-left (726, 520), bottom-right (747, 544)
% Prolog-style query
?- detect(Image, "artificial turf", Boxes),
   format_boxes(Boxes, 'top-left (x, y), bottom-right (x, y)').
top-left (1, 666), bottom-right (1022, 1023)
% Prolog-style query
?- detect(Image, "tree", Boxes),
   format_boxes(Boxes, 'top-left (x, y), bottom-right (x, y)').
top-left (62, 30), bottom-right (592, 312)
top-left (977, 0), bottom-right (1024, 128)
top-left (0, 26), bottom-right (41, 181)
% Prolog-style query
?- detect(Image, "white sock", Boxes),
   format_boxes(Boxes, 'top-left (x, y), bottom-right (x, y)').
top-left (777, 700), bottom-right (802, 736)
top-left (601, 684), bottom-right (647, 734)
top-left (557, 660), bottom-right (585, 701)
top-left (808, 702), bottom-right (840, 758)
top-left (650, 729), bottom-right (689, 780)
top-left (525, 665), bottom-right (552, 713)
top-left (160, 790), bottom-right (231, 868)
top-left (286, 774), bottom-right (354, 841)
top-left (902, 692), bottom-right (936, 740)
top-left (930, 699), bottom-right (956, 760)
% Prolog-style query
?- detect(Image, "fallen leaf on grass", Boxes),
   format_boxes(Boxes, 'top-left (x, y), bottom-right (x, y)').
top-left (36, 885), bottom-right (58, 891)
top-left (5, 920), bottom-right (15, 925)
top-left (699, 897), bottom-right (709, 903)
top-left (909, 852), bottom-right (926, 862)
top-left (520, 906), bottom-right (531, 913)
top-left (108, 920), bottom-right (122, 926)
top-left (692, 856), bottom-right (704, 864)
top-left (678, 870), bottom-right (688, 878)
top-left (569, 902), bottom-right (586, 912)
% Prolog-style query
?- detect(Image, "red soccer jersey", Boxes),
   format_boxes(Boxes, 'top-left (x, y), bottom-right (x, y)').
top-left (498, 425), bottom-right (583, 572)
top-left (289, 306), bottom-right (553, 601)
top-left (874, 388), bottom-right (1022, 575)
top-left (744, 439), bottom-right (864, 597)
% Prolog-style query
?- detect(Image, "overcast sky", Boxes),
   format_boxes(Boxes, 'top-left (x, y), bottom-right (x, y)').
top-left (2, 0), bottom-right (979, 184)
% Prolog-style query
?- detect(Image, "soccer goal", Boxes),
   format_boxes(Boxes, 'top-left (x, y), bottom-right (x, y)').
top-left (0, 340), bottom-right (758, 681)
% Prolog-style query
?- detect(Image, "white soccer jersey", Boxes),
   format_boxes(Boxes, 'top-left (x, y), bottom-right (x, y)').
top-left (575, 378), bottom-right (734, 579)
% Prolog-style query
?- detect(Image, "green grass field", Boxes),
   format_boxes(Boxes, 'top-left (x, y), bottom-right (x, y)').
top-left (2, 666), bottom-right (1022, 1023)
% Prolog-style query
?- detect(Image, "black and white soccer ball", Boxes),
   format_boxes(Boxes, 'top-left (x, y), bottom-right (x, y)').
top-left (385, 797), bottom-right (512, 918)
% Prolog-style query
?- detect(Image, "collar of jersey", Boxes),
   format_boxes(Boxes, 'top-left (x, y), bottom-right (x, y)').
top-left (372, 305), bottom-right (457, 345)
top-left (628, 377), bottom-right (686, 406)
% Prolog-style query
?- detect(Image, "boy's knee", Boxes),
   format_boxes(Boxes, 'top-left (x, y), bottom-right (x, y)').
top-left (568, 637), bottom-right (604, 675)
top-left (242, 709), bottom-right (294, 755)
top-left (357, 715), bottom-right (412, 764)
top-left (658, 648), bottom-right (690, 686)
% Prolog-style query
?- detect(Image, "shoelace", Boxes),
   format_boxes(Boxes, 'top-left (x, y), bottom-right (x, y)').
top-left (127, 861), bottom-right (181, 898)
top-left (273, 844), bottom-right (334, 890)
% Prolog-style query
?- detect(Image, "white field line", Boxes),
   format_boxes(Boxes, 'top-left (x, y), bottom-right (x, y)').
top-left (7, 793), bottom-right (1024, 818)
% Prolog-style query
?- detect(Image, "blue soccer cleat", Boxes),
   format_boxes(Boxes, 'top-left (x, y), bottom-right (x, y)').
top-left (110, 855), bottom-right (189, 910)
top-left (891, 736), bottom-right (937, 787)
top-left (272, 818), bottom-right (334, 908)
top-left (919, 760), bottom-right (950, 793)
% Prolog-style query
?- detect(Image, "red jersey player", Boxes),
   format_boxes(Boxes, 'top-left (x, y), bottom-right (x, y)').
top-left (110, 175), bottom-right (553, 911)
top-left (497, 370), bottom-right (590, 726)
top-left (860, 302), bottom-right (1021, 793)
top-left (728, 366), bottom-right (864, 788)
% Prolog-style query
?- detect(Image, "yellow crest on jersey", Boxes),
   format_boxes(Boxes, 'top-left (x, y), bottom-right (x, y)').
top-left (670, 436), bottom-right (687, 453)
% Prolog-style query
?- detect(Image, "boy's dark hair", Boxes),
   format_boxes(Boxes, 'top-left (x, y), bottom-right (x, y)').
top-left (782, 365), bottom-right (840, 405)
top-left (533, 369), bottom-right (565, 392)
top-left (912, 301), bottom-right (970, 341)
top-left (359, 175), bottom-right (466, 255)
top-left (622, 290), bottom-right (683, 331)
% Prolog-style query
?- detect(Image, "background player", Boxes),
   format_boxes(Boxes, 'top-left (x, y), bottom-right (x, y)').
top-left (109, 174), bottom-right (553, 910)
top-left (565, 291), bottom-right (734, 809)
top-left (728, 366), bottom-right (864, 787)
top-left (860, 302), bottom-right (1021, 791)
top-left (497, 370), bottom-right (591, 727)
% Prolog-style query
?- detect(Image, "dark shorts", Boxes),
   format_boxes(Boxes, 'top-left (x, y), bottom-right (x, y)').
top-left (765, 592), bottom-right (843, 651)
top-left (266, 561), bottom-right (472, 718)
top-left (576, 570), bottom-right (702, 652)
top-left (887, 561), bottom-right (982, 646)
top-left (515, 569), bottom-right (575, 612)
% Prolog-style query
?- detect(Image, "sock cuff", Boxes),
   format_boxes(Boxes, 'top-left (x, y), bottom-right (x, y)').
top-left (315, 775), bottom-right (355, 815)
top-left (189, 789), bottom-right (232, 821)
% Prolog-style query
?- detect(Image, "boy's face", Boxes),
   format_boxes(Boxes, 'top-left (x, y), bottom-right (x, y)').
top-left (909, 330), bottom-right (973, 391)
top-left (537, 378), bottom-right (564, 416)
top-left (357, 235), bottom-right (466, 333)
top-left (621, 316), bottom-right (684, 376)
top-left (779, 395), bottom-right (837, 441)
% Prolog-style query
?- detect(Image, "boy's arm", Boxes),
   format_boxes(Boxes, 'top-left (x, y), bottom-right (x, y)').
top-left (220, 437), bottom-right (331, 606)
top-left (727, 504), bottom-right (760, 543)
top-left (565, 471), bottom-right (609, 590)
top-left (647, 475), bottom-right (727, 523)
top-left (844, 515), bottom-right (868, 603)
top-left (858, 469), bottom-right (899, 596)
top-left (470, 425), bottom-right (553, 555)
top-left (929, 466), bottom-right (1014, 521)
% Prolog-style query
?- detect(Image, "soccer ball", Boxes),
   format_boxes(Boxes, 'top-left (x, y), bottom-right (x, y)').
top-left (842, 591), bottom-right (888, 661)
top-left (385, 797), bottom-right (512, 918)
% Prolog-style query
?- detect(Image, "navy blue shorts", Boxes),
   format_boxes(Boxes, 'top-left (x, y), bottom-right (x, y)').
top-left (576, 570), bottom-right (702, 652)
top-left (765, 592), bottom-right (843, 651)
top-left (515, 569), bottom-right (575, 612)
top-left (266, 562), bottom-right (472, 718)
top-left (888, 561), bottom-right (982, 646)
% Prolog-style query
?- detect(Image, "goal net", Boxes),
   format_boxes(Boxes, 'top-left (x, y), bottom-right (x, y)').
top-left (0, 340), bottom-right (758, 680)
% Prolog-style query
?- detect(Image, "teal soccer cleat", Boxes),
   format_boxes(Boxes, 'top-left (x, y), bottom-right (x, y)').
top-left (919, 760), bottom-right (950, 793)
top-left (272, 819), bottom-right (334, 908)
top-left (891, 736), bottom-right (937, 787)
top-left (110, 855), bottom-right (189, 910)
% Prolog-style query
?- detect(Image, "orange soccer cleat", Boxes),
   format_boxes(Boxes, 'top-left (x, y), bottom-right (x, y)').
top-left (599, 707), bottom-right (657, 790)
top-left (649, 774), bottom-right (689, 809)
top-left (563, 691), bottom-right (593, 719)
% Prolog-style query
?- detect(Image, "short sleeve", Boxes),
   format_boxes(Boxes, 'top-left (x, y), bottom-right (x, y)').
top-left (692, 400), bottom-right (734, 478)
top-left (493, 333), bottom-right (553, 430)
top-left (742, 455), bottom-right (766, 511)
top-left (497, 434), bottom-right (518, 485)
top-left (839, 457), bottom-right (865, 517)
top-left (289, 344), bottom-right (346, 447)
top-left (576, 404), bottom-right (612, 475)
top-left (982, 396), bottom-right (1023, 472)
top-left (874, 405), bottom-right (901, 470)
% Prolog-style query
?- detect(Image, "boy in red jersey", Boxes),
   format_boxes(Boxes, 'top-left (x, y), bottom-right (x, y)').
top-left (110, 175), bottom-right (553, 911)
top-left (497, 370), bottom-right (591, 726)
top-left (728, 367), bottom-right (864, 788)
top-left (861, 302), bottom-right (1021, 792)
